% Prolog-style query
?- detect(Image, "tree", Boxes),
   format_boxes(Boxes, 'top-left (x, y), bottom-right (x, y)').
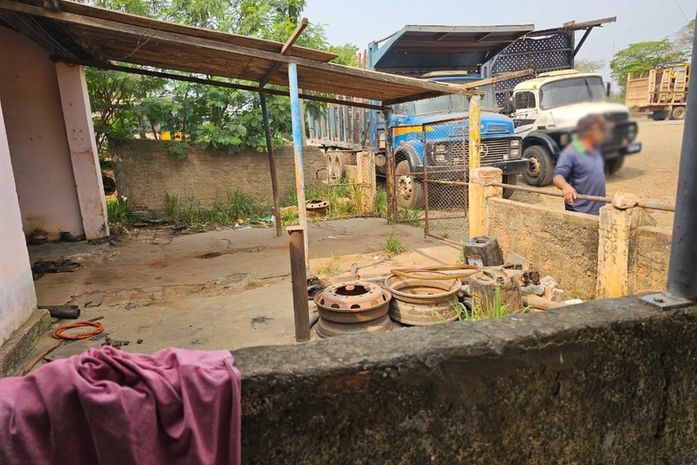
top-left (85, 0), bottom-right (356, 155)
top-left (610, 38), bottom-right (687, 85)
top-left (675, 19), bottom-right (695, 55)
top-left (574, 58), bottom-right (605, 74)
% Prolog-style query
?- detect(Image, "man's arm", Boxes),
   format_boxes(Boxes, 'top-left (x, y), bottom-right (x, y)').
top-left (553, 151), bottom-right (577, 205)
top-left (553, 175), bottom-right (577, 205)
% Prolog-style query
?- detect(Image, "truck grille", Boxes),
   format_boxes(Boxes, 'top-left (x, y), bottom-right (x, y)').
top-left (604, 112), bottom-right (629, 124)
top-left (426, 138), bottom-right (511, 166)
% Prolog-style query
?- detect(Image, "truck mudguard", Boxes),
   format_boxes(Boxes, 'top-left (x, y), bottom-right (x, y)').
top-left (522, 131), bottom-right (560, 158)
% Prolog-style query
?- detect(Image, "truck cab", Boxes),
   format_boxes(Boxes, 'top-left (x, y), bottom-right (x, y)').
top-left (510, 69), bottom-right (641, 186)
top-left (383, 72), bottom-right (527, 208)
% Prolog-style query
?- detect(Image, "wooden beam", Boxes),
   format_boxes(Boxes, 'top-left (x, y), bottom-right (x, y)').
top-left (0, 0), bottom-right (471, 98)
top-left (70, 60), bottom-right (386, 110)
top-left (259, 17), bottom-right (308, 88)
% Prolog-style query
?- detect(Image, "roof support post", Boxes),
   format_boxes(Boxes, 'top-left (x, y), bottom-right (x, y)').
top-left (667, 16), bottom-right (697, 300)
top-left (259, 91), bottom-right (282, 238)
top-left (288, 62), bottom-right (309, 269)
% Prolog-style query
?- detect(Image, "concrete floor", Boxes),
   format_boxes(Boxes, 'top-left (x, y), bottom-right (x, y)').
top-left (30, 218), bottom-right (460, 360)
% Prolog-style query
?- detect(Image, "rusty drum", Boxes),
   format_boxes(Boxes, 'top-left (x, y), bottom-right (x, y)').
top-left (385, 275), bottom-right (460, 326)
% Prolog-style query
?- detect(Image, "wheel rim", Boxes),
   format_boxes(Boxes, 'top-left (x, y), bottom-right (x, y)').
top-left (398, 175), bottom-right (413, 203)
top-left (527, 155), bottom-right (541, 178)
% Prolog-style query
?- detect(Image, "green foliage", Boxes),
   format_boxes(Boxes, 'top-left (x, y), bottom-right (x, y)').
top-left (398, 207), bottom-right (422, 225)
top-left (610, 38), bottom-right (688, 84)
top-left (106, 196), bottom-right (137, 230)
top-left (166, 141), bottom-right (189, 159)
top-left (383, 233), bottom-right (406, 254)
top-left (163, 190), bottom-right (268, 227)
top-left (375, 188), bottom-right (387, 218)
top-left (85, 0), bottom-right (357, 155)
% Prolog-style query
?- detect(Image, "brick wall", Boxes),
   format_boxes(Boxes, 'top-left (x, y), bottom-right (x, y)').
top-left (111, 139), bottom-right (327, 210)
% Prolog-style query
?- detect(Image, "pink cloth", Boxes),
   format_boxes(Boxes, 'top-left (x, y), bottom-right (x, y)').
top-left (0, 347), bottom-right (241, 465)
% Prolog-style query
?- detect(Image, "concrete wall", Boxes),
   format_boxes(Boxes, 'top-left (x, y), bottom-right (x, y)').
top-left (237, 297), bottom-right (697, 464)
top-left (0, 28), bottom-right (83, 239)
top-left (0, 98), bottom-right (37, 344)
top-left (630, 226), bottom-right (671, 293)
top-left (111, 139), bottom-right (327, 210)
top-left (487, 197), bottom-right (600, 299)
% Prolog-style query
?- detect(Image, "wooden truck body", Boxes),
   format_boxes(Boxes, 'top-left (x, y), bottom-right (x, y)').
top-left (625, 65), bottom-right (690, 121)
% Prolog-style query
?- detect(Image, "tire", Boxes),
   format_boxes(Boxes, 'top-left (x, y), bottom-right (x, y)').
top-left (605, 155), bottom-right (625, 176)
top-left (651, 111), bottom-right (668, 121)
top-left (395, 159), bottom-right (423, 209)
top-left (502, 174), bottom-right (517, 199)
top-left (671, 106), bottom-right (686, 120)
top-left (522, 145), bottom-right (555, 187)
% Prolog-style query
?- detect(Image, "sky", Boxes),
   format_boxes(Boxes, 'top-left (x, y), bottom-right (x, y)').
top-left (304, 0), bottom-right (697, 80)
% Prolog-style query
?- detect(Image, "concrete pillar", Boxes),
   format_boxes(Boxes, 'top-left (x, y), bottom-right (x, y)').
top-left (357, 151), bottom-right (376, 215)
top-left (596, 193), bottom-right (645, 298)
top-left (55, 63), bottom-right (109, 239)
top-left (468, 167), bottom-right (503, 237)
top-left (0, 97), bottom-right (37, 345)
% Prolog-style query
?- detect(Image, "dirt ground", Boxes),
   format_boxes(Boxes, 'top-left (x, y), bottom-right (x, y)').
top-left (30, 218), bottom-right (459, 363)
top-left (25, 118), bottom-right (681, 365)
top-left (511, 119), bottom-right (683, 228)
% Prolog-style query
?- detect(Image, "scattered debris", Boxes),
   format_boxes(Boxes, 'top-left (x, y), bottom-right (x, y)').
top-left (469, 269), bottom-right (524, 312)
top-left (200, 252), bottom-right (223, 259)
top-left (87, 235), bottom-right (120, 246)
top-left (101, 335), bottom-right (130, 349)
top-left (32, 257), bottom-right (82, 280)
top-left (60, 231), bottom-right (85, 242)
top-left (41, 304), bottom-right (80, 319)
top-left (314, 282), bottom-right (392, 337)
top-left (52, 320), bottom-right (104, 341)
top-left (250, 316), bottom-right (273, 327)
top-left (463, 236), bottom-right (503, 267)
top-left (137, 339), bottom-right (144, 344)
top-left (27, 229), bottom-right (48, 245)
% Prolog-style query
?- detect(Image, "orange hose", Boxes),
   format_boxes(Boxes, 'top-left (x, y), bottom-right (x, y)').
top-left (52, 321), bottom-right (104, 340)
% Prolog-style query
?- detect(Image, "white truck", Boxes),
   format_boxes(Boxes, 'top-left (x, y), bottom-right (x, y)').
top-left (510, 69), bottom-right (641, 186)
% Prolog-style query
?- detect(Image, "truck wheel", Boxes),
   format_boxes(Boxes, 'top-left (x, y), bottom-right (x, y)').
top-left (522, 145), bottom-right (555, 187)
top-left (395, 160), bottom-right (423, 209)
top-left (671, 106), bottom-right (686, 120)
top-left (651, 111), bottom-right (668, 121)
top-left (605, 156), bottom-right (625, 175)
top-left (502, 174), bottom-right (517, 199)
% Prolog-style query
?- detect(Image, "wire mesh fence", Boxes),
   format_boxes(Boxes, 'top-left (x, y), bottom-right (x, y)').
top-left (422, 118), bottom-right (470, 244)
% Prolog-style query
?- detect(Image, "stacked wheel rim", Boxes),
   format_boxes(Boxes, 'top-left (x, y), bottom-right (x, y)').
top-left (313, 281), bottom-right (392, 337)
top-left (385, 275), bottom-right (460, 325)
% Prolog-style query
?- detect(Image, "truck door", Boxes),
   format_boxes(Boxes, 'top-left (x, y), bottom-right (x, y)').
top-left (512, 91), bottom-right (538, 130)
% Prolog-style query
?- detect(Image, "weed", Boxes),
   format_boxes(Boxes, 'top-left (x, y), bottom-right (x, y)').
top-left (315, 251), bottom-right (342, 276)
top-left (383, 233), bottom-right (406, 254)
top-left (163, 190), bottom-right (267, 228)
top-left (375, 188), bottom-right (387, 218)
top-left (398, 207), bottom-right (422, 225)
top-left (281, 207), bottom-right (299, 225)
top-left (166, 141), bottom-right (189, 159)
top-left (445, 287), bottom-right (512, 322)
top-left (106, 195), bottom-right (137, 230)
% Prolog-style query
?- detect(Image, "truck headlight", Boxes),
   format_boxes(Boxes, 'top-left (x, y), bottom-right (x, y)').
top-left (510, 149), bottom-right (520, 158)
top-left (510, 139), bottom-right (520, 148)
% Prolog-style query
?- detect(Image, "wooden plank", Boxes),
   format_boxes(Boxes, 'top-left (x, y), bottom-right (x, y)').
top-left (259, 17), bottom-right (308, 88)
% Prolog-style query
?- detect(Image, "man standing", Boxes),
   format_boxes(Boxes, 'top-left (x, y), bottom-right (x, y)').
top-left (553, 114), bottom-right (609, 215)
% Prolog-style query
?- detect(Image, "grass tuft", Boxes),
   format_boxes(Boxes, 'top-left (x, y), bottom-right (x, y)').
top-left (383, 233), bottom-right (406, 255)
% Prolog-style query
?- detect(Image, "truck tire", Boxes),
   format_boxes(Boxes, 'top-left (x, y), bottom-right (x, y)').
top-left (605, 155), bottom-right (625, 175)
top-left (395, 159), bottom-right (423, 209)
top-left (651, 110), bottom-right (668, 121)
top-left (522, 145), bottom-right (555, 187)
top-left (671, 106), bottom-right (686, 120)
top-left (502, 174), bottom-right (517, 199)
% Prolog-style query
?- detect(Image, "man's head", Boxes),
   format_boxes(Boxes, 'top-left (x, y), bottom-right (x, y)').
top-left (577, 114), bottom-right (610, 148)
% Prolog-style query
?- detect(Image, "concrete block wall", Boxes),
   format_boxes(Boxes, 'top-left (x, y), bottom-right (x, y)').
top-left (111, 139), bottom-right (327, 210)
top-left (487, 197), bottom-right (600, 298)
top-left (237, 297), bottom-right (697, 464)
top-left (630, 226), bottom-right (672, 293)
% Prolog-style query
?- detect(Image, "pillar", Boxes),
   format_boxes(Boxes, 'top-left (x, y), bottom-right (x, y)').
top-left (0, 97), bottom-right (37, 345)
top-left (596, 193), bottom-right (645, 298)
top-left (55, 62), bottom-right (109, 240)
top-left (468, 167), bottom-right (502, 238)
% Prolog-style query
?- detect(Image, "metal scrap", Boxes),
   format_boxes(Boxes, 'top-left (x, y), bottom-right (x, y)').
top-left (32, 257), bottom-right (82, 280)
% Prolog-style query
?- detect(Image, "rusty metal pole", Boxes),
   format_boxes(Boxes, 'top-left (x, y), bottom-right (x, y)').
top-left (287, 226), bottom-right (311, 342)
top-left (383, 108), bottom-right (396, 223)
top-left (259, 91), bottom-right (282, 237)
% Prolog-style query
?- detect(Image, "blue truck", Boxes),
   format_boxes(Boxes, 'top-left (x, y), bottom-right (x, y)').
top-left (369, 25), bottom-right (535, 208)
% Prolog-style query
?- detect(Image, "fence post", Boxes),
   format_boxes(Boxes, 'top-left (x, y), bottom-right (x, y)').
top-left (596, 193), bottom-right (645, 298)
top-left (467, 95), bottom-right (481, 237)
top-left (287, 226), bottom-right (311, 342)
top-left (469, 167), bottom-right (502, 237)
top-left (383, 108), bottom-right (396, 223)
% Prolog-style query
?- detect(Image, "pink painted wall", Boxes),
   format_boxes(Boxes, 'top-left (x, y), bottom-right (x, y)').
top-left (0, 96), bottom-right (37, 344)
top-left (0, 27), bottom-right (83, 239)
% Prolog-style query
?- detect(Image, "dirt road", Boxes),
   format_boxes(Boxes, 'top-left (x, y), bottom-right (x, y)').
top-left (511, 119), bottom-right (683, 228)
